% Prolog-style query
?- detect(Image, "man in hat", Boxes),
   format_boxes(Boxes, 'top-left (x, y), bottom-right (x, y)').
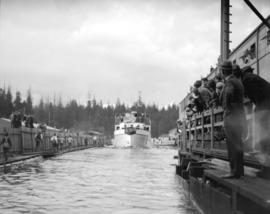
top-left (232, 64), bottom-right (242, 79)
top-left (221, 60), bottom-right (246, 178)
top-left (241, 66), bottom-right (270, 156)
top-left (241, 66), bottom-right (270, 110)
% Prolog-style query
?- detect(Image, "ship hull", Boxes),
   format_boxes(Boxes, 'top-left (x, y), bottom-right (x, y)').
top-left (113, 130), bottom-right (150, 148)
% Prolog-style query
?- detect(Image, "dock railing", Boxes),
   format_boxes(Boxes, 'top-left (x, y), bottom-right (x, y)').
top-left (179, 103), bottom-right (264, 168)
top-left (0, 127), bottom-right (105, 157)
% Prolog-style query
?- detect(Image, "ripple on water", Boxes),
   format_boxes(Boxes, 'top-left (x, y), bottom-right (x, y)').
top-left (0, 148), bottom-right (198, 214)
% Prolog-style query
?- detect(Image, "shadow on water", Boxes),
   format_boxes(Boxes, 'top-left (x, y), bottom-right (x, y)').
top-left (0, 147), bottom-right (199, 214)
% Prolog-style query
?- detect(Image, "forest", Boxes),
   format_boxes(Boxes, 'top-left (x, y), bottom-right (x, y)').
top-left (0, 87), bottom-right (179, 138)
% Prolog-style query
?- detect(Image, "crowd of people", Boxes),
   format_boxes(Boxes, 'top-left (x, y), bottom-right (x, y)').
top-left (0, 128), bottom-right (98, 164)
top-left (36, 133), bottom-right (93, 152)
top-left (185, 62), bottom-right (270, 119)
top-left (10, 112), bottom-right (34, 128)
top-left (185, 72), bottom-right (225, 117)
top-left (184, 60), bottom-right (270, 179)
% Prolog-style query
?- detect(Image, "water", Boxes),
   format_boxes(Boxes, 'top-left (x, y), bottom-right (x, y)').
top-left (0, 147), bottom-right (197, 214)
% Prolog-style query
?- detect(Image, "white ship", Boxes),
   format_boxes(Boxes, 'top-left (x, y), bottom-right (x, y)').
top-left (113, 111), bottom-right (151, 148)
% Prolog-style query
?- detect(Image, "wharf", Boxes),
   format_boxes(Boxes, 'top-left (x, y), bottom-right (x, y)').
top-left (41, 145), bottom-right (99, 158)
top-left (176, 151), bottom-right (270, 214)
top-left (0, 154), bottom-right (40, 166)
top-left (204, 169), bottom-right (270, 212)
top-left (0, 154), bottom-right (41, 173)
top-left (0, 144), bottom-right (101, 173)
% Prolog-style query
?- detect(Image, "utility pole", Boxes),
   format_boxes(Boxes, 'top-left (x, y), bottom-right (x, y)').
top-left (220, 0), bottom-right (231, 62)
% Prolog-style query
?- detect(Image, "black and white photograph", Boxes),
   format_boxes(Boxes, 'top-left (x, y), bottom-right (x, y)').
top-left (0, 0), bottom-right (270, 213)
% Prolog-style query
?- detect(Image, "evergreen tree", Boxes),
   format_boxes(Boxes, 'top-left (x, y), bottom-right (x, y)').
top-left (14, 91), bottom-right (22, 112)
top-left (0, 88), bottom-right (5, 117)
top-left (34, 98), bottom-right (46, 123)
top-left (25, 88), bottom-right (33, 114)
top-left (5, 87), bottom-right (13, 117)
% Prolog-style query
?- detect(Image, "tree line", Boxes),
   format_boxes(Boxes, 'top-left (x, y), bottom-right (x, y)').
top-left (0, 87), bottom-right (178, 138)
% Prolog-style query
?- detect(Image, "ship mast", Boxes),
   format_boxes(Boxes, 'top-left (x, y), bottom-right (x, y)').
top-left (138, 91), bottom-right (142, 107)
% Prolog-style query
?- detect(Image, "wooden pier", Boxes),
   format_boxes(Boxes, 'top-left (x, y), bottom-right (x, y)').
top-left (176, 151), bottom-right (270, 214)
top-left (0, 126), bottom-right (107, 173)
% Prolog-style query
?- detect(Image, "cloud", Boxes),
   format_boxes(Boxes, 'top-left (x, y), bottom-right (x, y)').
top-left (0, 0), bottom-right (269, 106)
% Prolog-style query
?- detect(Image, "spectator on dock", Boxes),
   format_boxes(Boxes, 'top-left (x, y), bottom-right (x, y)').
top-left (241, 66), bottom-right (270, 111)
top-left (67, 136), bottom-right (73, 148)
top-left (194, 80), bottom-right (211, 110)
top-left (12, 112), bottom-right (22, 128)
top-left (232, 64), bottom-right (242, 79)
top-left (241, 66), bottom-right (270, 156)
top-left (214, 73), bottom-right (224, 84)
top-left (0, 129), bottom-right (12, 162)
top-left (202, 77), bottom-right (209, 88)
top-left (35, 131), bottom-right (43, 152)
top-left (50, 133), bottom-right (58, 152)
top-left (216, 81), bottom-right (224, 107)
top-left (208, 79), bottom-right (219, 108)
top-left (186, 105), bottom-right (194, 118)
top-left (84, 138), bottom-right (89, 147)
top-left (208, 79), bottom-right (216, 94)
top-left (58, 136), bottom-right (64, 151)
top-left (25, 115), bottom-right (34, 128)
top-left (221, 60), bottom-right (246, 179)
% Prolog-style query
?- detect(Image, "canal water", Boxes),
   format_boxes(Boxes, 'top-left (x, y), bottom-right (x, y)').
top-left (0, 147), bottom-right (198, 214)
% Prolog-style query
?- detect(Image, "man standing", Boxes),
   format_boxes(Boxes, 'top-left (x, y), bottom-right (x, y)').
top-left (241, 66), bottom-right (270, 156)
top-left (1, 129), bottom-right (12, 163)
top-left (221, 61), bottom-right (246, 178)
top-left (50, 133), bottom-right (58, 152)
top-left (35, 131), bottom-right (43, 152)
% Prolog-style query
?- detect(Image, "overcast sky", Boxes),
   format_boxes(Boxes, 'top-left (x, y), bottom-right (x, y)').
top-left (0, 0), bottom-right (269, 106)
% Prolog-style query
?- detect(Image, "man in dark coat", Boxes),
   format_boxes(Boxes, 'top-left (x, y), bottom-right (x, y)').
top-left (221, 61), bottom-right (246, 178)
top-left (241, 66), bottom-right (270, 156)
top-left (241, 66), bottom-right (270, 111)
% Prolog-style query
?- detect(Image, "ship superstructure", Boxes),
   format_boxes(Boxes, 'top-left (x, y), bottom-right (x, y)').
top-left (113, 111), bottom-right (151, 148)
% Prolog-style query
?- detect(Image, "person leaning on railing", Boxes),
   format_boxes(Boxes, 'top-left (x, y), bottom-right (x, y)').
top-left (193, 80), bottom-right (212, 111)
top-left (208, 79), bottom-right (218, 108)
top-left (241, 66), bottom-right (270, 156)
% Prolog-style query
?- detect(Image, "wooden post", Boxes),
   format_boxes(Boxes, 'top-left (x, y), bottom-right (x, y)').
top-left (211, 108), bottom-right (214, 151)
top-left (183, 120), bottom-right (187, 151)
top-left (202, 112), bottom-right (205, 158)
top-left (202, 112), bottom-right (204, 149)
top-left (189, 118), bottom-right (192, 153)
top-left (31, 128), bottom-right (34, 152)
top-left (21, 127), bottom-right (24, 154)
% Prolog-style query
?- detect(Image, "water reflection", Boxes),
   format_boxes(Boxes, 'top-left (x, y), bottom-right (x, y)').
top-left (0, 148), bottom-right (197, 214)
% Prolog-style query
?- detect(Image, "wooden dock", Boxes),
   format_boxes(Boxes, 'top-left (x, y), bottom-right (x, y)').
top-left (204, 169), bottom-right (270, 212)
top-left (176, 151), bottom-right (270, 214)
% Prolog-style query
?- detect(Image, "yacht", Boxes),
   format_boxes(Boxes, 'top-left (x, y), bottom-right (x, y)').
top-left (113, 111), bottom-right (151, 148)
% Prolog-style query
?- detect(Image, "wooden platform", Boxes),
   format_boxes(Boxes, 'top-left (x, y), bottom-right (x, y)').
top-left (204, 169), bottom-right (270, 210)
top-left (0, 154), bottom-right (40, 165)
top-left (188, 148), bottom-right (263, 168)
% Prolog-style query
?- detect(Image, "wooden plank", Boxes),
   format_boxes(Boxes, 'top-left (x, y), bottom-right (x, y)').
top-left (204, 169), bottom-right (270, 209)
top-left (214, 121), bottom-right (224, 127)
top-left (209, 158), bottom-right (259, 177)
